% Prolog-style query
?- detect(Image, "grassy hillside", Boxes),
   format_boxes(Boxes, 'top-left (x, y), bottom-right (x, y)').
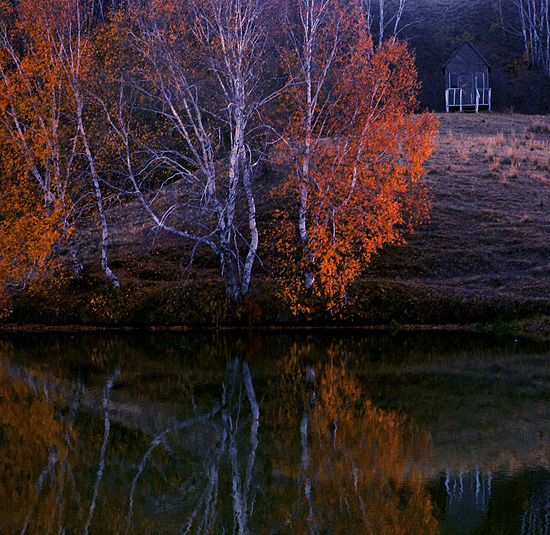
top-left (363, 112), bottom-right (550, 326)
top-left (5, 112), bottom-right (550, 331)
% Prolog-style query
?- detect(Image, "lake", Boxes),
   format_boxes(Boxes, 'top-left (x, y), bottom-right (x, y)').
top-left (1, 330), bottom-right (550, 534)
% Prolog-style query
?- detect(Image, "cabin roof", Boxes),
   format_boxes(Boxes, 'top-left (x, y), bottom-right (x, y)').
top-left (442, 41), bottom-right (491, 73)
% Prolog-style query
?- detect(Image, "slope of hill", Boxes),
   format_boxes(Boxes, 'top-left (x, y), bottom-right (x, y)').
top-left (5, 112), bottom-right (550, 332)
top-left (363, 112), bottom-right (550, 326)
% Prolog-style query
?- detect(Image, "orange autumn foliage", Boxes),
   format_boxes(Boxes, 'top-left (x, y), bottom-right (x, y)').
top-left (0, 180), bottom-right (65, 302)
top-left (265, 350), bottom-right (438, 534)
top-left (0, 0), bottom-right (437, 308)
top-left (0, 0), bottom-right (79, 302)
top-left (273, 2), bottom-right (438, 311)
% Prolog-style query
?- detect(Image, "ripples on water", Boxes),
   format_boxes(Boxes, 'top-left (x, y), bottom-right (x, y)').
top-left (1, 331), bottom-right (550, 534)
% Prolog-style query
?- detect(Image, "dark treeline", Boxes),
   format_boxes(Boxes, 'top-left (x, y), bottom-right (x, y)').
top-left (398, 0), bottom-right (550, 113)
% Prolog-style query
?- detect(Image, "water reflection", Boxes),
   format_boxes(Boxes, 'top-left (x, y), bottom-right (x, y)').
top-left (2, 331), bottom-right (550, 534)
top-left (0, 365), bottom-right (70, 534)
top-left (439, 469), bottom-right (493, 533)
top-left (431, 468), bottom-right (550, 535)
top-left (520, 477), bottom-right (550, 535)
top-left (0, 352), bottom-right (436, 533)
top-left (300, 364), bottom-right (435, 535)
top-left (265, 345), bottom-right (437, 534)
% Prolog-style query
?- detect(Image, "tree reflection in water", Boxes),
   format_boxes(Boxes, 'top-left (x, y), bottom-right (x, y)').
top-left (0, 361), bottom-right (121, 534)
top-left (0, 351), bottom-right (438, 534)
top-left (0, 364), bottom-right (70, 534)
top-left (265, 345), bottom-right (438, 535)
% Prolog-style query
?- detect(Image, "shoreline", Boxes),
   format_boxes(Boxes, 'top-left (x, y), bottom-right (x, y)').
top-left (0, 320), bottom-right (544, 338)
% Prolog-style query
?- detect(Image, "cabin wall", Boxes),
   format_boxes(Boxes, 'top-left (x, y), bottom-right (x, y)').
top-left (445, 64), bottom-right (489, 90)
top-left (444, 45), bottom-right (490, 90)
top-left (443, 43), bottom-right (491, 112)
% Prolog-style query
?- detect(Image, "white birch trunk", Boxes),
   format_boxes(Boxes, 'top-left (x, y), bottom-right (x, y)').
top-left (378, 0), bottom-right (385, 48)
top-left (360, 0), bottom-right (407, 47)
top-left (64, 7), bottom-right (120, 289)
top-left (78, 111), bottom-right (120, 289)
top-left (512, 0), bottom-right (550, 76)
top-left (285, 0), bottom-right (339, 289)
top-left (241, 161), bottom-right (259, 296)
top-left (125, 0), bottom-right (265, 301)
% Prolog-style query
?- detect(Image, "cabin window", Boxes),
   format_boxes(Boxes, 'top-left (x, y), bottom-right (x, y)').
top-left (474, 72), bottom-right (485, 89)
top-left (449, 73), bottom-right (459, 88)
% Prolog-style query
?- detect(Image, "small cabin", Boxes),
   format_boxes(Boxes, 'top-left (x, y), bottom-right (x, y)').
top-left (443, 41), bottom-right (491, 113)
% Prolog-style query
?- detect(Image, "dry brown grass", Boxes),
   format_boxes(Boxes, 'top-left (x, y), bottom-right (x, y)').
top-left (367, 112), bottom-right (550, 307)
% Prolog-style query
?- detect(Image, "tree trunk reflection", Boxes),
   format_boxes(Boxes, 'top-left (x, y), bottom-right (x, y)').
top-left (0, 353), bottom-right (437, 534)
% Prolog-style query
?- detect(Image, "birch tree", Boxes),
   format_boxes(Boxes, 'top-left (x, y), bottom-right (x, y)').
top-left (274, 0), bottom-right (341, 291)
top-left (498, 0), bottom-right (550, 76)
top-left (58, 0), bottom-right (121, 287)
top-left (360, 0), bottom-right (407, 48)
top-left (123, 0), bottom-right (267, 300)
top-left (0, 0), bottom-right (121, 289)
top-left (0, 0), bottom-right (80, 289)
top-left (274, 0), bottom-right (437, 310)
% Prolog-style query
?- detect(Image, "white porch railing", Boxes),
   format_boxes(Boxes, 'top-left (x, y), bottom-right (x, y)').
top-left (445, 88), bottom-right (492, 112)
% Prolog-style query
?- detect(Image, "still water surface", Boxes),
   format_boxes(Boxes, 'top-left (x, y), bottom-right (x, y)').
top-left (1, 330), bottom-right (550, 534)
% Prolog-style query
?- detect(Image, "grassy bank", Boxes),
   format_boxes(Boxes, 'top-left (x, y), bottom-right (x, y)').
top-left (366, 113), bottom-right (550, 331)
top-left (4, 113), bottom-right (550, 332)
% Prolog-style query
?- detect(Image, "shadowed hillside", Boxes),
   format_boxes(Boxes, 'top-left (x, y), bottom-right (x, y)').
top-left (401, 0), bottom-right (550, 112)
top-left (6, 113), bottom-right (550, 330)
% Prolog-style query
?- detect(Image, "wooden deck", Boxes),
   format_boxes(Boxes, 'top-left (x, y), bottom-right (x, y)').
top-left (445, 88), bottom-right (492, 112)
